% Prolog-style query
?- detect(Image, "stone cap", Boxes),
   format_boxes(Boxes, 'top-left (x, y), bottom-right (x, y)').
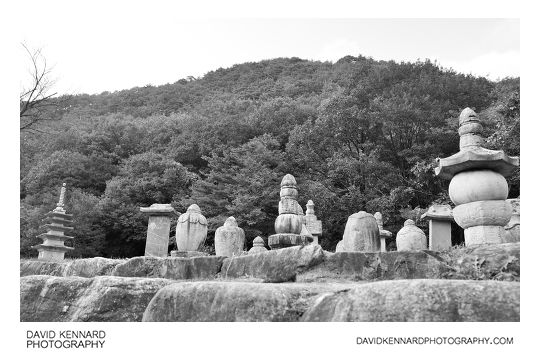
top-left (435, 148), bottom-right (519, 180)
top-left (224, 216), bottom-right (238, 228)
top-left (281, 174), bottom-right (297, 187)
top-left (421, 204), bottom-right (454, 221)
top-left (178, 204), bottom-right (208, 225)
top-left (435, 108), bottom-right (519, 180)
top-left (380, 230), bottom-right (393, 238)
top-left (404, 219), bottom-right (416, 226)
top-left (140, 203), bottom-right (179, 217)
top-left (253, 236), bottom-right (265, 247)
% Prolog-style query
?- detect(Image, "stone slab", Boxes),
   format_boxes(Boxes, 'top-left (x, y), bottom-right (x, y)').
top-left (301, 279), bottom-right (519, 321)
top-left (112, 256), bottom-right (226, 280)
top-left (220, 244), bottom-right (325, 282)
top-left (20, 275), bottom-right (173, 322)
top-left (142, 281), bottom-right (356, 322)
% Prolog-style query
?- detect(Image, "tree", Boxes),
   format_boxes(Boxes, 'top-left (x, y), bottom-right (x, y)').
top-left (20, 43), bottom-right (58, 131)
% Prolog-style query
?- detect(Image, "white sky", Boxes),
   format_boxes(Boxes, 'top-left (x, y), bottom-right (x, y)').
top-left (17, 3), bottom-right (519, 95)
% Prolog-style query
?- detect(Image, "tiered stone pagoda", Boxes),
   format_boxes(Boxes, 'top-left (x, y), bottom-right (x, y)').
top-left (32, 183), bottom-right (74, 261)
top-left (268, 174), bottom-right (313, 249)
top-left (435, 108), bottom-right (519, 246)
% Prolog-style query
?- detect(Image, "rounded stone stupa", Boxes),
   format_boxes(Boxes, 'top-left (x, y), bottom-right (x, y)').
top-left (215, 216), bottom-right (245, 257)
top-left (435, 108), bottom-right (519, 246)
top-left (396, 219), bottom-right (427, 251)
top-left (342, 211), bottom-right (380, 252)
top-left (268, 174), bottom-right (313, 249)
top-left (248, 236), bottom-right (268, 254)
top-left (175, 204), bottom-right (208, 252)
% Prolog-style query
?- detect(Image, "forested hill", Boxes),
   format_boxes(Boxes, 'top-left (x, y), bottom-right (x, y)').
top-left (20, 55), bottom-right (520, 258)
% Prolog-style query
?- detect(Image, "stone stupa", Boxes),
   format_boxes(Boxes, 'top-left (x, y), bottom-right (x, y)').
top-left (435, 108), bottom-right (519, 246)
top-left (268, 174), bottom-right (313, 249)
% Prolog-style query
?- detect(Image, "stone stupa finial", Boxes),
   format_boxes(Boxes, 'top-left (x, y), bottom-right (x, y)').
top-left (54, 183), bottom-right (67, 212)
top-left (458, 108), bottom-right (484, 150)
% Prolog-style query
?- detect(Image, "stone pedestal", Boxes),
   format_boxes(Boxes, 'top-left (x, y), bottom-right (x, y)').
top-left (421, 204), bottom-right (453, 251)
top-left (335, 240), bottom-right (344, 252)
top-left (140, 204), bottom-right (178, 257)
top-left (170, 250), bottom-right (209, 258)
top-left (435, 108), bottom-right (519, 246)
top-left (32, 183), bottom-right (74, 261)
top-left (175, 204), bottom-right (208, 252)
top-left (374, 212), bottom-right (392, 252)
top-left (215, 217), bottom-right (245, 257)
top-left (342, 211), bottom-right (380, 252)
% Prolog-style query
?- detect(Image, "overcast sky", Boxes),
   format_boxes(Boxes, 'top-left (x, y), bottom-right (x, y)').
top-left (19, 10), bottom-right (519, 95)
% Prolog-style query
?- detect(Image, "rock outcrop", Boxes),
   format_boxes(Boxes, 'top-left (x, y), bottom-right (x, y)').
top-left (20, 275), bottom-right (173, 322)
top-left (301, 279), bottom-right (519, 321)
top-left (142, 281), bottom-right (355, 322)
top-left (220, 244), bottom-right (325, 282)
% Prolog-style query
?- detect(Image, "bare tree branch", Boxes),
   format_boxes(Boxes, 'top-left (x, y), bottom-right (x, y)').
top-left (20, 43), bottom-right (60, 131)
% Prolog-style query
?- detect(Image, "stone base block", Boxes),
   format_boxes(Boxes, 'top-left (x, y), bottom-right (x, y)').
top-left (465, 225), bottom-right (505, 246)
top-left (38, 250), bottom-right (66, 261)
top-left (268, 233), bottom-right (313, 250)
top-left (170, 251), bottom-right (209, 258)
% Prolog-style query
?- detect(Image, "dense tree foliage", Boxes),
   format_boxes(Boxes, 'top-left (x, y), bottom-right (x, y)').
top-left (20, 56), bottom-right (520, 257)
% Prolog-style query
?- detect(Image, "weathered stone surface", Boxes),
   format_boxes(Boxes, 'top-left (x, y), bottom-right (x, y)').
top-left (220, 244), bottom-right (325, 282)
top-left (268, 233), bottom-right (312, 249)
top-left (297, 250), bottom-right (450, 282)
top-left (20, 275), bottom-right (173, 322)
top-left (342, 211), bottom-right (380, 252)
top-left (20, 257), bottom-right (124, 277)
top-left (112, 256), bottom-right (226, 280)
top-left (503, 197), bottom-right (520, 242)
top-left (248, 236), bottom-right (268, 254)
top-left (170, 250), bottom-right (209, 257)
top-left (301, 279), bottom-right (519, 321)
top-left (142, 281), bottom-right (354, 322)
top-left (396, 219), bottom-right (427, 251)
top-left (175, 204), bottom-right (208, 252)
top-left (298, 242), bottom-right (520, 282)
top-left (442, 242), bottom-right (520, 281)
top-left (215, 217), bottom-right (245, 257)
top-left (335, 240), bottom-right (344, 252)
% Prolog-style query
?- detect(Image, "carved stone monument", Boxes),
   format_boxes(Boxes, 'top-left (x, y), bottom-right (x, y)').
top-left (374, 212), bottom-right (392, 252)
top-left (396, 219), bottom-right (427, 251)
top-left (342, 211), bottom-right (380, 252)
top-left (215, 217), bottom-right (245, 257)
top-left (248, 236), bottom-right (268, 254)
top-left (503, 197), bottom-right (520, 242)
top-left (305, 200), bottom-right (323, 244)
top-left (435, 108), bottom-right (519, 246)
top-left (421, 204), bottom-right (453, 251)
top-left (140, 203), bottom-right (178, 257)
top-left (175, 204), bottom-right (208, 252)
top-left (268, 174), bottom-right (313, 249)
top-left (32, 183), bottom-right (74, 261)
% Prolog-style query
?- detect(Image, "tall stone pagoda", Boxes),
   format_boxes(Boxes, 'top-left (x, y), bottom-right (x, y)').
top-left (268, 174), bottom-right (313, 249)
top-left (435, 108), bottom-right (519, 246)
top-left (32, 183), bottom-right (74, 261)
